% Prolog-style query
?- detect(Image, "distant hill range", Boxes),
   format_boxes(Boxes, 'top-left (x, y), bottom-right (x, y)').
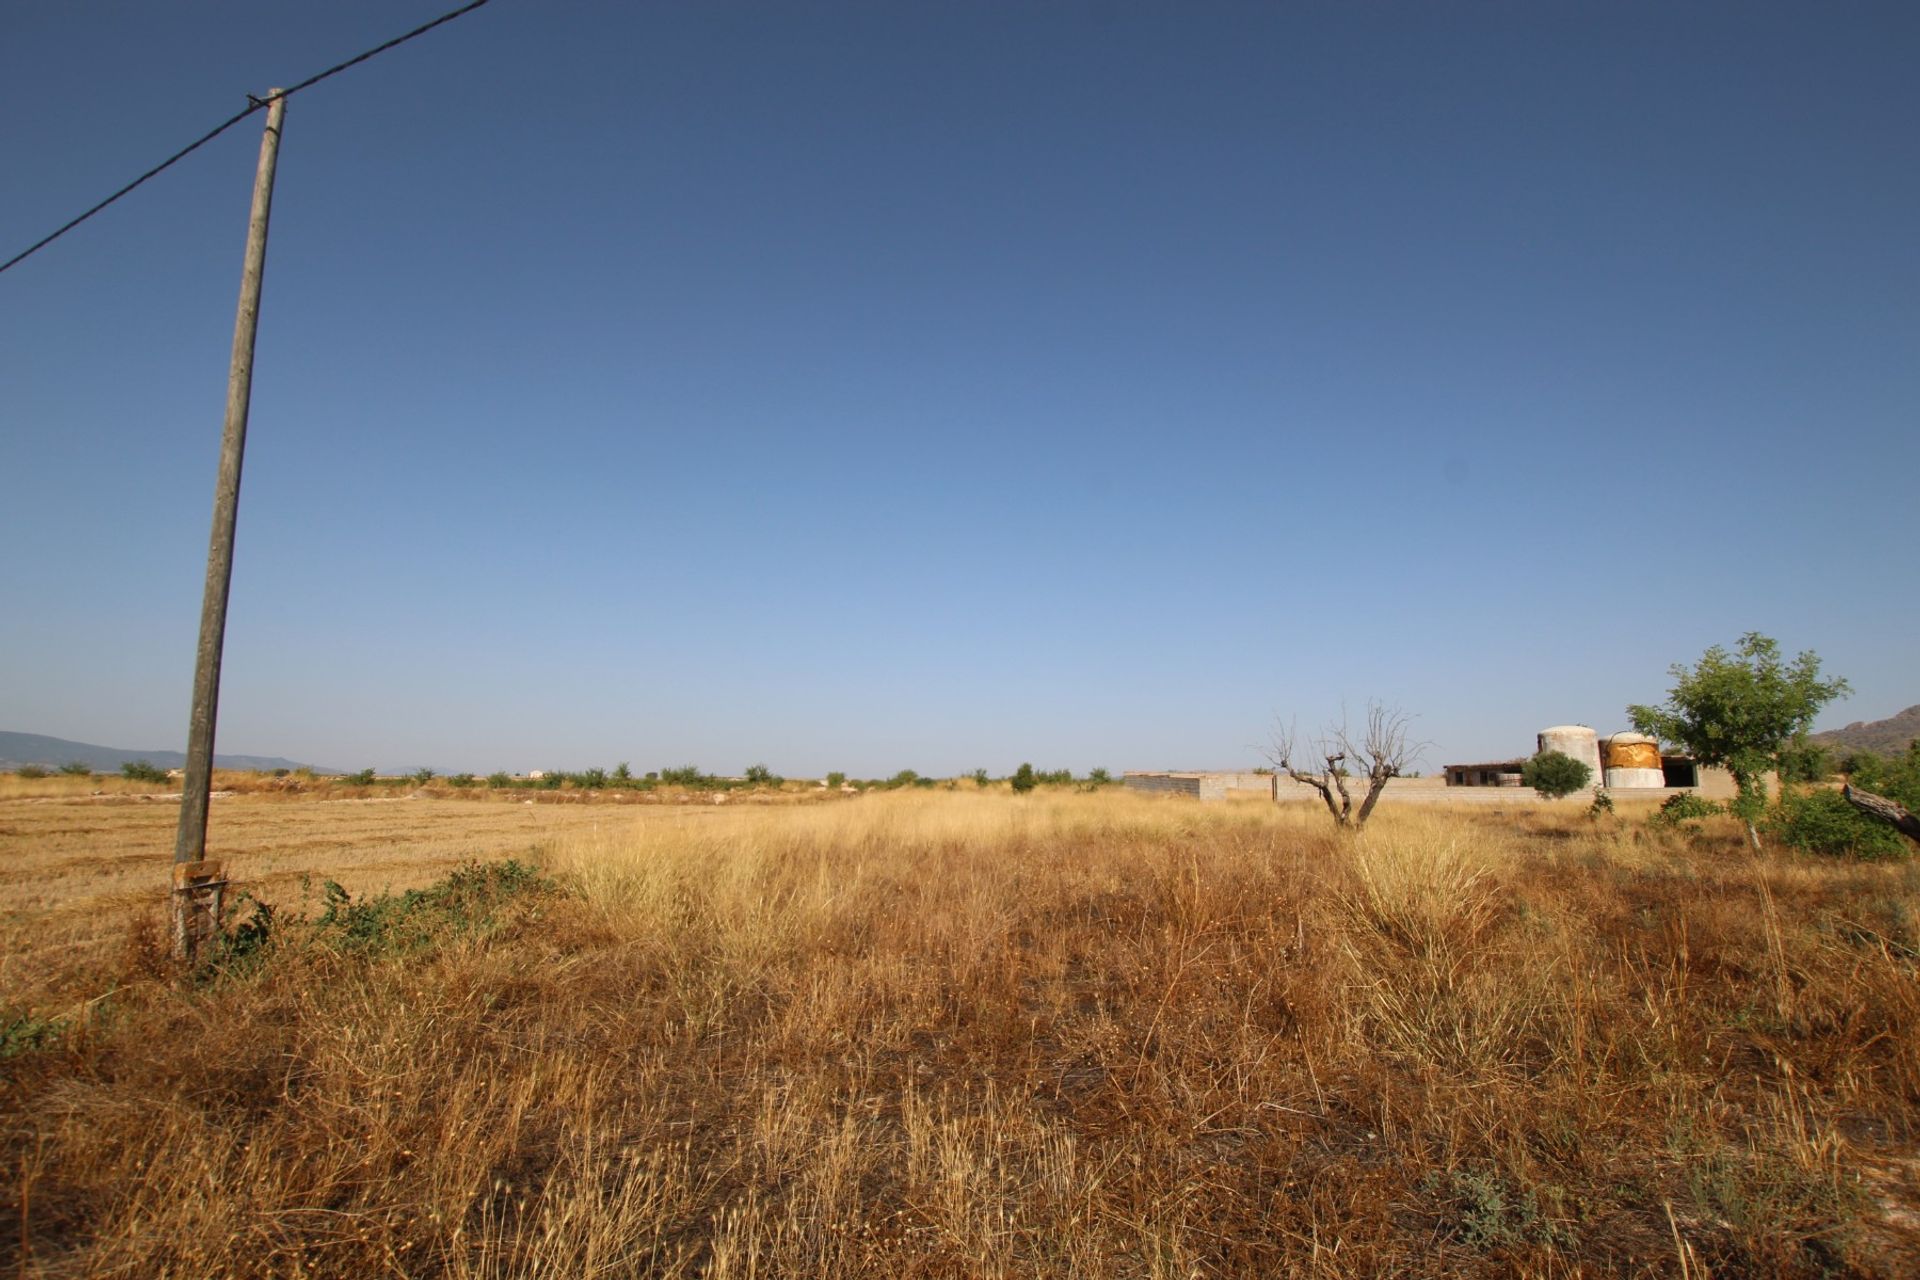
top-left (1810, 705), bottom-right (1920, 757)
top-left (0, 730), bottom-right (321, 775)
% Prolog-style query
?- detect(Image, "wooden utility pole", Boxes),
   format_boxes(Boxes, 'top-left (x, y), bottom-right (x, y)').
top-left (172, 91), bottom-right (286, 961)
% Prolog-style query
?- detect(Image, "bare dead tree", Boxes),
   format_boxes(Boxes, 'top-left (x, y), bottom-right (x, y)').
top-left (1267, 702), bottom-right (1429, 830)
top-left (1843, 785), bottom-right (1920, 846)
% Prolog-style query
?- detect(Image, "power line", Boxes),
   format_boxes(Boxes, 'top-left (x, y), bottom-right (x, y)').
top-left (0, 0), bottom-right (493, 277)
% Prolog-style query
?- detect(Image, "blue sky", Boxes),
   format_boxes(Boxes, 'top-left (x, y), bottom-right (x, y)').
top-left (3, 1), bottom-right (1915, 776)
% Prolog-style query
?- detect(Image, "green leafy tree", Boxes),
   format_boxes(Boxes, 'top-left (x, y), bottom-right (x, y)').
top-left (1011, 763), bottom-right (1037, 794)
top-left (1523, 750), bottom-right (1592, 800)
top-left (1628, 632), bottom-right (1850, 849)
top-left (1087, 767), bottom-right (1113, 786)
top-left (345, 768), bottom-right (376, 786)
top-left (825, 771), bottom-right (846, 788)
top-left (486, 771), bottom-right (512, 788)
top-left (744, 763), bottom-right (776, 786)
top-left (612, 761), bottom-right (632, 783)
top-left (1777, 741), bottom-right (1833, 784)
top-left (411, 767), bottom-right (436, 786)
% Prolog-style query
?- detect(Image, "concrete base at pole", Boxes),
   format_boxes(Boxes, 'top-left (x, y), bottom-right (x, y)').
top-left (171, 860), bottom-right (229, 964)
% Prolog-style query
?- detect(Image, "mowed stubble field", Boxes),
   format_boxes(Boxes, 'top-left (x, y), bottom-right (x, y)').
top-left (2, 779), bottom-right (1918, 1277)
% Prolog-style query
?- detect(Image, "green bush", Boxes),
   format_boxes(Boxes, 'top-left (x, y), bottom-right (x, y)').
top-left (612, 762), bottom-right (632, 783)
top-left (1650, 791), bottom-right (1722, 827)
top-left (121, 760), bottom-right (169, 784)
top-left (448, 773), bottom-right (476, 788)
top-left (1587, 788), bottom-right (1615, 820)
top-left (660, 765), bottom-right (709, 788)
top-left (343, 768), bottom-right (376, 786)
top-left (571, 767), bottom-right (607, 789)
top-left (1769, 789), bottom-right (1907, 860)
top-left (888, 770), bottom-right (921, 790)
top-left (1846, 742), bottom-right (1920, 811)
top-left (311, 861), bottom-right (552, 955)
top-left (58, 761), bottom-right (91, 777)
top-left (1778, 741), bottom-right (1834, 784)
top-left (411, 767), bottom-right (436, 785)
top-left (485, 772), bottom-right (512, 788)
top-left (1087, 767), bottom-right (1113, 786)
top-left (16, 765), bottom-right (48, 780)
top-left (744, 764), bottom-right (778, 786)
top-left (1011, 763), bottom-right (1037, 794)
top-left (825, 771), bottom-right (846, 788)
top-left (1522, 750), bottom-right (1591, 800)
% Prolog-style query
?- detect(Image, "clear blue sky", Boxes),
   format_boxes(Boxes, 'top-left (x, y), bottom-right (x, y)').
top-left (3, 2), bottom-right (1915, 776)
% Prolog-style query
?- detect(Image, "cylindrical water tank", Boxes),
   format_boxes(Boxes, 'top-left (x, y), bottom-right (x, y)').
top-left (1603, 732), bottom-right (1665, 788)
top-left (1537, 725), bottom-right (1602, 789)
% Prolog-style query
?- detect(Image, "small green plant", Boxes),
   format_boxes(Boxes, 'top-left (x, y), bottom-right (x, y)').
top-left (1769, 788), bottom-right (1907, 859)
top-left (58, 761), bottom-right (92, 777)
top-left (968, 768), bottom-right (990, 787)
top-left (1422, 1165), bottom-right (1568, 1250)
top-left (1011, 763), bottom-right (1037, 794)
top-left (612, 761), bottom-right (632, 783)
top-left (744, 763), bottom-right (777, 786)
top-left (1650, 791), bottom-right (1722, 828)
top-left (411, 767), bottom-right (436, 785)
top-left (448, 773), bottom-right (476, 788)
top-left (825, 771), bottom-right (846, 788)
top-left (0, 1008), bottom-right (67, 1060)
top-left (121, 759), bottom-right (169, 783)
top-left (16, 764), bottom-right (49, 779)
top-left (573, 767), bottom-right (607, 789)
top-left (1523, 750), bottom-right (1591, 799)
top-left (314, 860), bottom-right (552, 956)
top-left (344, 768), bottom-right (376, 786)
top-left (485, 771), bottom-right (512, 787)
top-left (1587, 788), bottom-right (1615, 820)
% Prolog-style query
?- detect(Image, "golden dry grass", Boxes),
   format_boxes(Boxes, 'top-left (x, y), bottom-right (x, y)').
top-left (3, 787), bottom-right (1917, 1277)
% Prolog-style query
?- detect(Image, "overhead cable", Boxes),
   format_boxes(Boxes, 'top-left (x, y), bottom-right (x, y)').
top-left (0, 0), bottom-right (493, 277)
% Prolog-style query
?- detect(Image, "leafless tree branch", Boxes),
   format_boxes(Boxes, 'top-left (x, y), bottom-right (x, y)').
top-left (1268, 702), bottom-right (1430, 830)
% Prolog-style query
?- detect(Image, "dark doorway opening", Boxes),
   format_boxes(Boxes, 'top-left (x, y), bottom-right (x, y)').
top-left (1661, 757), bottom-right (1698, 788)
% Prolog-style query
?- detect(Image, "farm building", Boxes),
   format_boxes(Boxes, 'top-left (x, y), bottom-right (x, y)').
top-left (1442, 724), bottom-right (1756, 798)
top-left (1123, 771), bottom-right (1274, 801)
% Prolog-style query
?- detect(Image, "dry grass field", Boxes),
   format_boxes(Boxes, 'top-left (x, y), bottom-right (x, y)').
top-left (3, 783), bottom-right (1917, 1277)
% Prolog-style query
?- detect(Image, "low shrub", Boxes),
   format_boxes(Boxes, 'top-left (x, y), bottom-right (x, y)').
top-left (121, 760), bottom-right (169, 784)
top-left (1651, 791), bottom-right (1722, 827)
top-left (1523, 750), bottom-right (1591, 799)
top-left (1769, 788), bottom-right (1908, 860)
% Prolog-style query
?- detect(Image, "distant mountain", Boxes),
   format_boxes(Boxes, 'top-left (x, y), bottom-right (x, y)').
top-left (0, 731), bottom-right (322, 774)
top-left (1810, 706), bottom-right (1920, 757)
